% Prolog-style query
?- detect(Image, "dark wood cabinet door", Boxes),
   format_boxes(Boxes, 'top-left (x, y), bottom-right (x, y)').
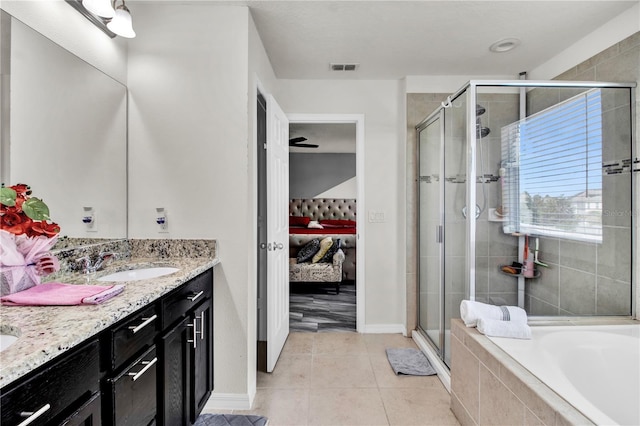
top-left (60, 392), bottom-right (101, 426)
top-left (190, 298), bottom-right (213, 423)
top-left (159, 316), bottom-right (190, 426)
top-left (105, 346), bottom-right (157, 426)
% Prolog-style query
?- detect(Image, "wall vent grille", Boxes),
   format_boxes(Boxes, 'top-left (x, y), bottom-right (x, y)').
top-left (330, 63), bottom-right (359, 71)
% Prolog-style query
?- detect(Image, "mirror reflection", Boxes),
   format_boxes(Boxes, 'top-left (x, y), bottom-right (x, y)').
top-left (1, 13), bottom-right (127, 246)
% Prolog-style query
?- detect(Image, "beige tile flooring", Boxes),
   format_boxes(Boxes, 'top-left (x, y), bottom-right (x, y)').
top-left (227, 332), bottom-right (460, 426)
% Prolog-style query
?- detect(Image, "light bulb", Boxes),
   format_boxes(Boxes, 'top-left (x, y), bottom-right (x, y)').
top-left (107, 5), bottom-right (136, 38)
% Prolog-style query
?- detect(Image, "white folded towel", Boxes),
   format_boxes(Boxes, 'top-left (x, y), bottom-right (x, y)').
top-left (477, 318), bottom-right (532, 340)
top-left (460, 300), bottom-right (528, 327)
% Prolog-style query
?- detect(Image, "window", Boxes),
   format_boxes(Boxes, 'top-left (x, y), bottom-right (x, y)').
top-left (501, 89), bottom-right (602, 243)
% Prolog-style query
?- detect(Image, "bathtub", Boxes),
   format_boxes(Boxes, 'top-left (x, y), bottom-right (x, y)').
top-left (487, 324), bottom-right (640, 426)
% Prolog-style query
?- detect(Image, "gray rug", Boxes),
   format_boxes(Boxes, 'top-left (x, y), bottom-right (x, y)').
top-left (386, 348), bottom-right (436, 376)
top-left (194, 414), bottom-right (268, 426)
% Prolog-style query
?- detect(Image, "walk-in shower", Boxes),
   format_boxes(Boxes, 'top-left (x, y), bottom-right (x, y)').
top-left (416, 80), bottom-right (636, 367)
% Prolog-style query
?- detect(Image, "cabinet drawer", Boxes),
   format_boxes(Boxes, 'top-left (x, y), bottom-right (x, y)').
top-left (105, 305), bottom-right (158, 371)
top-left (60, 391), bottom-right (101, 426)
top-left (0, 339), bottom-right (100, 426)
top-left (105, 345), bottom-right (157, 426)
top-left (161, 269), bottom-right (213, 329)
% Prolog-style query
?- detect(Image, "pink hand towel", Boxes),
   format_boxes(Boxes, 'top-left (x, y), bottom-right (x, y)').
top-left (0, 283), bottom-right (124, 306)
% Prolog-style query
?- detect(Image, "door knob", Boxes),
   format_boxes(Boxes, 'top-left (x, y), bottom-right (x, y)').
top-left (274, 242), bottom-right (284, 250)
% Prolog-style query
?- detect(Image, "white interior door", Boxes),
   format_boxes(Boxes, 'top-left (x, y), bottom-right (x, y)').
top-left (266, 94), bottom-right (289, 372)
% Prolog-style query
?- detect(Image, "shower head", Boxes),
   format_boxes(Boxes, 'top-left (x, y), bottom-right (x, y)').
top-left (476, 116), bottom-right (491, 138)
top-left (477, 126), bottom-right (491, 138)
top-left (476, 104), bottom-right (486, 116)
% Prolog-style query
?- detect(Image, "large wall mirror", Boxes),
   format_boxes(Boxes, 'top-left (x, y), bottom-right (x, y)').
top-left (0, 11), bottom-right (127, 247)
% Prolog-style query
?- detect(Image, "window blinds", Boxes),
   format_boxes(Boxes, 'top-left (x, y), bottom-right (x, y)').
top-left (501, 89), bottom-right (602, 243)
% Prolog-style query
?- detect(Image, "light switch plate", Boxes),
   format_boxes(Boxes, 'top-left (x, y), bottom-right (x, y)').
top-left (368, 210), bottom-right (386, 223)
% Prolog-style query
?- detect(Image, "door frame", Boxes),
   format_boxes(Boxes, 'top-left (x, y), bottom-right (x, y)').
top-left (287, 113), bottom-right (365, 332)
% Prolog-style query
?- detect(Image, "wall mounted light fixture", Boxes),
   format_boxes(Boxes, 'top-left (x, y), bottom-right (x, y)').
top-left (107, 0), bottom-right (136, 38)
top-left (66, 0), bottom-right (136, 38)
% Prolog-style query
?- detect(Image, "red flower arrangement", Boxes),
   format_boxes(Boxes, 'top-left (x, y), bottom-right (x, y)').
top-left (0, 184), bottom-right (61, 296)
top-left (0, 183), bottom-right (60, 237)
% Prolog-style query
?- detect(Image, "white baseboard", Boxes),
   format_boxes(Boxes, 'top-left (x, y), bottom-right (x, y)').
top-left (204, 391), bottom-right (255, 411)
top-left (361, 324), bottom-right (406, 334)
top-left (412, 330), bottom-right (451, 392)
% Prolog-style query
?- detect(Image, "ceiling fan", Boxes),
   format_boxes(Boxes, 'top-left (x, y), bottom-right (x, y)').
top-left (289, 136), bottom-right (318, 148)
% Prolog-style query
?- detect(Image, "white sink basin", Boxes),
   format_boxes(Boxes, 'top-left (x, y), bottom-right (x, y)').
top-left (0, 334), bottom-right (18, 352)
top-left (97, 267), bottom-right (180, 282)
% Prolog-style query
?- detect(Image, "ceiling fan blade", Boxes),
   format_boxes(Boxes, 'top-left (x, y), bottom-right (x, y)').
top-left (290, 143), bottom-right (319, 148)
top-left (289, 136), bottom-right (307, 144)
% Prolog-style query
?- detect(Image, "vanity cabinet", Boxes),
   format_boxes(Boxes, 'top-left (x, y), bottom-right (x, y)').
top-left (102, 305), bottom-right (159, 425)
top-left (0, 339), bottom-right (101, 426)
top-left (104, 346), bottom-right (158, 426)
top-left (191, 298), bottom-right (213, 421)
top-left (0, 267), bottom-right (214, 426)
top-left (159, 268), bottom-right (214, 425)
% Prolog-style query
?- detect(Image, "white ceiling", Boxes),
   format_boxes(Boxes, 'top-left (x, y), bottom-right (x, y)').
top-left (244, 0), bottom-right (637, 79)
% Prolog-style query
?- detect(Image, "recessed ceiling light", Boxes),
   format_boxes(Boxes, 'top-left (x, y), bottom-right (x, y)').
top-left (489, 38), bottom-right (521, 53)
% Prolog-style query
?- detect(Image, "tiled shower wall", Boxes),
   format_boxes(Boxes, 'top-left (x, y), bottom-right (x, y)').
top-left (473, 94), bottom-right (520, 307)
top-left (525, 32), bottom-right (639, 316)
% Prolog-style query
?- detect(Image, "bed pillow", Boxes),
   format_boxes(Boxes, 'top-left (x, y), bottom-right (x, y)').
top-left (312, 237), bottom-right (333, 263)
top-left (319, 238), bottom-right (341, 263)
top-left (319, 219), bottom-right (356, 228)
top-left (289, 216), bottom-right (311, 227)
top-left (307, 221), bottom-right (324, 229)
top-left (296, 238), bottom-right (320, 263)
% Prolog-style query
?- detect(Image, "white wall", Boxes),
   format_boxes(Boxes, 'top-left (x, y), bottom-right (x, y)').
top-left (315, 177), bottom-right (357, 199)
top-left (275, 79), bottom-right (406, 330)
top-left (1, 0), bottom-right (127, 84)
top-left (127, 3), bottom-right (255, 401)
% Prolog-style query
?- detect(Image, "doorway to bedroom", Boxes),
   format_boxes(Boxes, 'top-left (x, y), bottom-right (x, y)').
top-left (288, 120), bottom-right (359, 333)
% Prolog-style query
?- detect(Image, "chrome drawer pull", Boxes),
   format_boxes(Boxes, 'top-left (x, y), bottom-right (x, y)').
top-left (127, 357), bottom-right (158, 381)
top-left (200, 312), bottom-right (205, 340)
top-left (186, 291), bottom-right (204, 302)
top-left (18, 403), bottom-right (51, 426)
top-left (128, 314), bottom-right (158, 334)
top-left (187, 319), bottom-right (198, 349)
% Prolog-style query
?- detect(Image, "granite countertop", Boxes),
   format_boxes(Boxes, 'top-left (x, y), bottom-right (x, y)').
top-left (0, 255), bottom-right (220, 389)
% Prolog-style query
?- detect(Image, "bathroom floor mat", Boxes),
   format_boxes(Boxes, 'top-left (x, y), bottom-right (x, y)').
top-left (386, 347), bottom-right (437, 376)
top-left (193, 414), bottom-right (268, 426)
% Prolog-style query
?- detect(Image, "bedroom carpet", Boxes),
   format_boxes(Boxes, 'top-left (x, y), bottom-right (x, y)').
top-left (289, 281), bottom-right (356, 332)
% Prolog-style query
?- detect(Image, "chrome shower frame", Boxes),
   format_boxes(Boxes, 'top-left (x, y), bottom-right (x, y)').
top-left (416, 79), bottom-right (637, 369)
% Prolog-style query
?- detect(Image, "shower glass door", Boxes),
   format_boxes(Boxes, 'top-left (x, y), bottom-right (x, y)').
top-left (418, 112), bottom-right (443, 354)
top-left (417, 92), bottom-right (468, 367)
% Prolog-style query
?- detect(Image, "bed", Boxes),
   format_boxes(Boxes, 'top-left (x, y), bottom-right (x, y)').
top-left (289, 198), bottom-right (357, 282)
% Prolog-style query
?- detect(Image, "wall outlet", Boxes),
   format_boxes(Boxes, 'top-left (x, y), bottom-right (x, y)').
top-left (83, 207), bottom-right (97, 232)
top-left (156, 208), bottom-right (168, 233)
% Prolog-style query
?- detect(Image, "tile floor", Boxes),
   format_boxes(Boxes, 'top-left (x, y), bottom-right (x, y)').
top-left (222, 332), bottom-right (460, 426)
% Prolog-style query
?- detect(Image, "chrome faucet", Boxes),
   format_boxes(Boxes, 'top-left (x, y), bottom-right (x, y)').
top-left (76, 252), bottom-right (118, 274)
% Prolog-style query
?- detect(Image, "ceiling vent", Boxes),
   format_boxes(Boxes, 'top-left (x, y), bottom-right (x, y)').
top-left (330, 63), bottom-right (359, 71)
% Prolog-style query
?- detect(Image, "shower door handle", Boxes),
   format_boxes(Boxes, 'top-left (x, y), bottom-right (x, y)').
top-left (436, 225), bottom-right (443, 243)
